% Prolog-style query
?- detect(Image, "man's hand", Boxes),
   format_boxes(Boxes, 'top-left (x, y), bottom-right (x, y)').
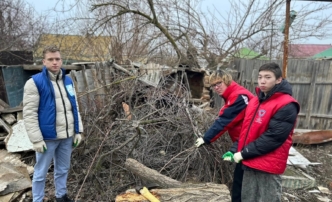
top-left (195, 138), bottom-right (205, 147)
top-left (222, 151), bottom-right (234, 162)
top-left (33, 141), bottom-right (47, 153)
top-left (73, 134), bottom-right (82, 147)
top-left (233, 152), bottom-right (243, 163)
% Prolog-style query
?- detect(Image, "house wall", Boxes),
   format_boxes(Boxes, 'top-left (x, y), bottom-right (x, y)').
top-left (35, 34), bottom-right (112, 63)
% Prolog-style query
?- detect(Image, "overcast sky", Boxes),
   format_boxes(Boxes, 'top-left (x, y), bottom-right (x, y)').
top-left (26, 0), bottom-right (332, 45)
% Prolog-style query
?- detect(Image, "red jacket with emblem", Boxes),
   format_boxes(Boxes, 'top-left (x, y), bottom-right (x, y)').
top-left (236, 79), bottom-right (299, 174)
top-left (203, 81), bottom-right (254, 143)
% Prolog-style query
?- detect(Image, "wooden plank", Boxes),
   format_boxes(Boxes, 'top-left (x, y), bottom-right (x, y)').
top-left (305, 63), bottom-right (317, 128)
top-left (23, 65), bottom-right (83, 71)
top-left (0, 106), bottom-right (22, 114)
top-left (17, 111), bottom-right (23, 121)
top-left (71, 62), bottom-right (95, 65)
top-left (0, 69), bottom-right (8, 107)
top-left (0, 150), bottom-right (32, 195)
top-left (183, 71), bottom-right (192, 98)
top-left (0, 118), bottom-right (11, 134)
top-left (91, 67), bottom-right (104, 109)
top-left (0, 113), bottom-right (16, 125)
top-left (70, 70), bottom-right (82, 112)
top-left (0, 99), bottom-right (10, 109)
top-left (0, 193), bottom-right (14, 202)
top-left (82, 65), bottom-right (92, 108)
top-left (298, 113), bottom-right (332, 119)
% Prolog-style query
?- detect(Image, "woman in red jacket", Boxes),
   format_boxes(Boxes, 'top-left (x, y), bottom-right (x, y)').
top-left (195, 69), bottom-right (254, 202)
top-left (224, 63), bottom-right (300, 202)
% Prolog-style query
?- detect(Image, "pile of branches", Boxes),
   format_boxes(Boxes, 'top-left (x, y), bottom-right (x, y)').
top-left (65, 71), bottom-right (234, 201)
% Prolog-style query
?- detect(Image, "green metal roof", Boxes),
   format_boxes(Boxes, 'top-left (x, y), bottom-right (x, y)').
top-left (312, 47), bottom-right (332, 59)
top-left (235, 47), bottom-right (269, 60)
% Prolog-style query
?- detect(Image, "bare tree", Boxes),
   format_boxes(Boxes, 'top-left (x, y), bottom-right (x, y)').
top-left (37, 0), bottom-right (332, 68)
top-left (83, 0), bottom-right (201, 66)
top-left (0, 0), bottom-right (46, 52)
top-left (82, 0), bottom-right (332, 67)
top-left (83, 0), bottom-right (287, 68)
top-left (234, 0), bottom-right (332, 59)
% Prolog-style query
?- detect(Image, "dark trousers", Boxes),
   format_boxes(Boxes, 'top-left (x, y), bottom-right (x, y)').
top-left (231, 163), bottom-right (243, 202)
top-left (242, 170), bottom-right (282, 202)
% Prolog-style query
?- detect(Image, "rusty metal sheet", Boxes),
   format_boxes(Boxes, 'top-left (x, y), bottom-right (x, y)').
top-left (292, 130), bottom-right (332, 144)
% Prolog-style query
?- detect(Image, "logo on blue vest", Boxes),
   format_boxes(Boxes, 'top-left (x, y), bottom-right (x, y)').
top-left (66, 85), bottom-right (74, 96)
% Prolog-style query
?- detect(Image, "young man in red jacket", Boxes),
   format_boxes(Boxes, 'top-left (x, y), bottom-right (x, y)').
top-left (223, 63), bottom-right (299, 202)
top-left (195, 69), bottom-right (254, 202)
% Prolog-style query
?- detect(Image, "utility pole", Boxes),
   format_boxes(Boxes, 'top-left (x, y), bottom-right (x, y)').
top-left (282, 0), bottom-right (331, 78)
top-left (269, 0), bottom-right (273, 62)
top-left (270, 22), bottom-right (273, 62)
top-left (282, 0), bottom-right (291, 78)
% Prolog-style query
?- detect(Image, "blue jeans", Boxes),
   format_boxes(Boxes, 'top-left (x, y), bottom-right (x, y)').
top-left (32, 137), bottom-right (73, 202)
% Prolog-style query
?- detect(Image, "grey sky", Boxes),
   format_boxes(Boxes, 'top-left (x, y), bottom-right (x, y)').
top-left (25, 0), bottom-right (332, 44)
top-left (202, 0), bottom-right (332, 44)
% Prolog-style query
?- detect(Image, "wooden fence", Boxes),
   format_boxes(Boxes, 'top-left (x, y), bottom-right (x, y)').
top-left (214, 59), bottom-right (332, 130)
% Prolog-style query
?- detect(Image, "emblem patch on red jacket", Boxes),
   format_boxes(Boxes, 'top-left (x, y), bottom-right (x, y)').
top-left (255, 109), bottom-right (266, 124)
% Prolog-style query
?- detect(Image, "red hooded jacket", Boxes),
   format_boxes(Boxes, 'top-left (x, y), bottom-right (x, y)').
top-left (203, 81), bottom-right (254, 143)
top-left (237, 80), bottom-right (299, 174)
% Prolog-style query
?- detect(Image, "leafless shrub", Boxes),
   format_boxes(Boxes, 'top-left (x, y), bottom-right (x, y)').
top-left (68, 70), bottom-right (234, 201)
top-left (0, 0), bottom-right (46, 52)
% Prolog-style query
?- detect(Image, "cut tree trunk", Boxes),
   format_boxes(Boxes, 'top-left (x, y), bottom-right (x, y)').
top-left (124, 158), bottom-right (182, 188)
top-left (116, 158), bottom-right (231, 202)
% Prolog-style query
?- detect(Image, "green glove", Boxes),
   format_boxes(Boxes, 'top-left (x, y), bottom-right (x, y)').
top-left (222, 151), bottom-right (234, 162)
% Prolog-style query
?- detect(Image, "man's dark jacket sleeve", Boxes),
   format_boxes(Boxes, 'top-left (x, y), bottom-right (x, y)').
top-left (241, 103), bottom-right (298, 159)
top-left (203, 95), bottom-right (248, 144)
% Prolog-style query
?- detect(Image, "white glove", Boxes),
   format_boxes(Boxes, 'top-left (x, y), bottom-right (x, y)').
top-left (234, 152), bottom-right (243, 163)
top-left (195, 138), bottom-right (205, 147)
top-left (73, 134), bottom-right (82, 147)
top-left (33, 140), bottom-right (47, 153)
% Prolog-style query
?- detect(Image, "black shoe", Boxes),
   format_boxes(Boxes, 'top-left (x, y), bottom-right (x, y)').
top-left (55, 194), bottom-right (74, 202)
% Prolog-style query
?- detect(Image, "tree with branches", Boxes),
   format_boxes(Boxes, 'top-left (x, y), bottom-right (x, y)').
top-left (0, 0), bottom-right (46, 52)
top-left (57, 0), bottom-right (332, 69)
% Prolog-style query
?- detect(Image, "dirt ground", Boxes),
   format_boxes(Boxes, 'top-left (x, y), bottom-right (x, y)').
top-left (281, 142), bottom-right (332, 202)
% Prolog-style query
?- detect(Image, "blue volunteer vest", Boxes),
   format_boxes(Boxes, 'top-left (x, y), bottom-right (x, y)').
top-left (32, 67), bottom-right (79, 139)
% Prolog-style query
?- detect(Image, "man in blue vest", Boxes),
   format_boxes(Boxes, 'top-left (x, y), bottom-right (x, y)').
top-left (23, 45), bottom-right (84, 202)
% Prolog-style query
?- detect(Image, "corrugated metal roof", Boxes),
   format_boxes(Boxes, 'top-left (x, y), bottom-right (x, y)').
top-left (289, 44), bottom-right (332, 58)
top-left (312, 47), bottom-right (332, 59)
top-left (235, 48), bottom-right (269, 60)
